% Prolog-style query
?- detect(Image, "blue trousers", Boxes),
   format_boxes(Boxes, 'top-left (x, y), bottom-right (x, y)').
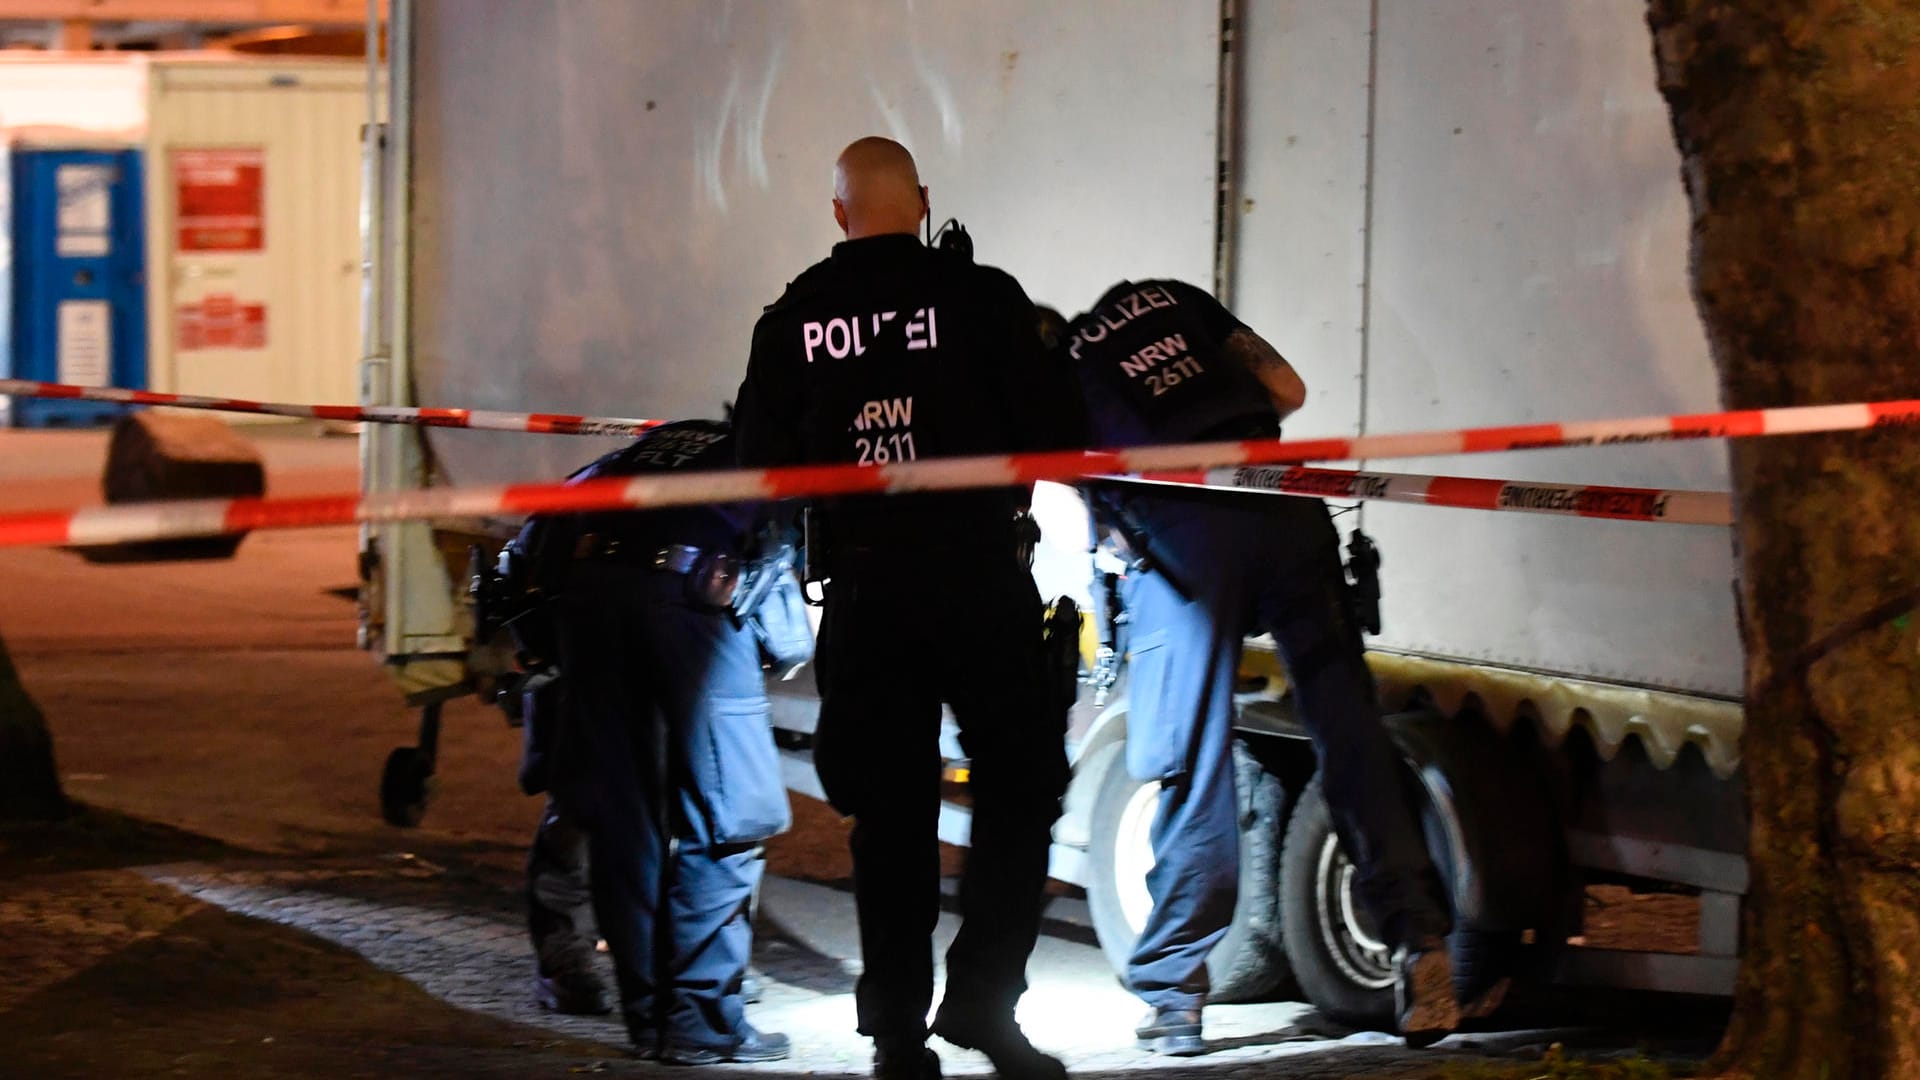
top-left (1114, 492), bottom-right (1450, 1011)
top-left (553, 563), bottom-right (790, 1049)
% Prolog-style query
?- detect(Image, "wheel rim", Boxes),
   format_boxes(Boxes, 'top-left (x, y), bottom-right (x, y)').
top-left (1313, 830), bottom-right (1395, 990)
top-left (1114, 779), bottom-right (1162, 933)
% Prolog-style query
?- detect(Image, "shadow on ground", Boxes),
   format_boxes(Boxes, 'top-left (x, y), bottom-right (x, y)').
top-left (0, 804), bottom-right (236, 874)
top-left (0, 803), bottom-right (1720, 1080)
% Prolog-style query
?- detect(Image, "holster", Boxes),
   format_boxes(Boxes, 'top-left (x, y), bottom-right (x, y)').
top-left (1089, 486), bottom-right (1192, 601)
top-left (1042, 596), bottom-right (1083, 722)
top-left (799, 506), bottom-right (828, 606)
top-left (1344, 528), bottom-right (1384, 636)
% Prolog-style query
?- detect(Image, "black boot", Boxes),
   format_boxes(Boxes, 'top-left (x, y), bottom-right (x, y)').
top-left (931, 1005), bottom-right (1065, 1080)
top-left (875, 1038), bottom-right (943, 1080)
top-left (532, 950), bottom-right (611, 1016)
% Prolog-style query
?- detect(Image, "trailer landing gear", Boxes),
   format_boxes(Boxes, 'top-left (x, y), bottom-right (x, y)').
top-left (380, 702), bottom-right (442, 827)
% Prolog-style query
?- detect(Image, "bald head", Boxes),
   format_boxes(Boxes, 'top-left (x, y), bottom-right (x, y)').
top-left (832, 136), bottom-right (927, 240)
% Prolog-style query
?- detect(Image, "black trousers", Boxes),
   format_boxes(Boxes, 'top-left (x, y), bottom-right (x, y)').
top-left (812, 553), bottom-right (1069, 1043)
top-left (553, 563), bottom-right (790, 1049)
top-left (527, 795), bottom-right (596, 973)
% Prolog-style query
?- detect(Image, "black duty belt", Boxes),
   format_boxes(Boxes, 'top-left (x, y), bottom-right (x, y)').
top-left (575, 533), bottom-right (744, 608)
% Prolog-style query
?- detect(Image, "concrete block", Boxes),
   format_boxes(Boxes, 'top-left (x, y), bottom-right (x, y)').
top-left (92, 412), bottom-right (266, 561)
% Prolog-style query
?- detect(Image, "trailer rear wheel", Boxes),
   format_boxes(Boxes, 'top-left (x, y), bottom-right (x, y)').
top-left (1278, 772), bottom-right (1523, 1028)
top-left (1278, 775), bottom-right (1397, 1026)
top-left (1084, 739), bottom-right (1291, 1002)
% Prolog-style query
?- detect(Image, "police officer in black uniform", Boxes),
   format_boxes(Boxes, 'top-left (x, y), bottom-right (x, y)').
top-left (1058, 280), bottom-right (1462, 1051)
top-left (500, 418), bottom-right (796, 1063)
top-left (733, 137), bottom-right (1082, 1080)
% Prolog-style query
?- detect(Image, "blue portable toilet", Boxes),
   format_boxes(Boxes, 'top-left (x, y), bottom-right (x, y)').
top-left (3, 143), bottom-right (148, 427)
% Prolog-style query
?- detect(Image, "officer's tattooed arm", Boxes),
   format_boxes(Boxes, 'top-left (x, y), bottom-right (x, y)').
top-left (1222, 329), bottom-right (1307, 420)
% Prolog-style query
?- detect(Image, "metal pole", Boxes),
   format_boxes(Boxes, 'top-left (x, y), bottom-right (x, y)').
top-left (378, 0), bottom-right (415, 654)
top-left (356, 0), bottom-right (388, 649)
top-left (1212, 0), bottom-right (1244, 307)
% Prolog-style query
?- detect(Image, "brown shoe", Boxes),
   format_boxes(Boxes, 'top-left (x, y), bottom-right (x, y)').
top-left (1393, 941), bottom-right (1460, 1048)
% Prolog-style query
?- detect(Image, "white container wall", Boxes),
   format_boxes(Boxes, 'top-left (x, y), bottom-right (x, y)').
top-left (143, 59), bottom-right (368, 411)
top-left (406, 0), bottom-right (1222, 489)
top-left (394, 1), bottom-right (1739, 698)
top-left (0, 57), bottom-right (147, 137)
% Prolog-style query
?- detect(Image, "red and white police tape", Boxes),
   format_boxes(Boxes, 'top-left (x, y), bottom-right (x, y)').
top-left (5, 396), bottom-right (1914, 548)
top-left (1129, 466), bottom-right (1734, 526)
top-left (0, 378), bottom-right (666, 438)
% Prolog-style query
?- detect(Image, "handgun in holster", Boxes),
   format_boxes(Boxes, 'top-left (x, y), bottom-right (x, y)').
top-left (1344, 528), bottom-right (1383, 636)
top-left (1087, 567), bottom-right (1127, 706)
top-left (799, 506), bottom-right (828, 607)
top-left (1013, 509), bottom-right (1042, 569)
top-left (1095, 491), bottom-right (1192, 602)
top-left (1042, 595), bottom-right (1082, 721)
top-left (732, 533), bottom-right (796, 624)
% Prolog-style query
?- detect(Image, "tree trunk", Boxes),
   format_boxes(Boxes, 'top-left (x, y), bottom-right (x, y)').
top-left (1645, 2), bottom-right (1920, 1077)
top-left (0, 632), bottom-right (67, 822)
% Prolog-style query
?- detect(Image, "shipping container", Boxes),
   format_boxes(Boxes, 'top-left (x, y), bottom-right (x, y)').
top-left (0, 54), bottom-right (369, 422)
top-left (365, 0), bottom-right (1748, 1028)
top-left (143, 58), bottom-right (368, 412)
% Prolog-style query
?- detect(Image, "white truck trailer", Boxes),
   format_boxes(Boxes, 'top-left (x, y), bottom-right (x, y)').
top-left (360, 1), bottom-right (1745, 1031)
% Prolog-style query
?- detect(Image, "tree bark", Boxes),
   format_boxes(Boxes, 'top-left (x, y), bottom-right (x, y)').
top-left (1646, 2), bottom-right (1920, 1077)
top-left (0, 632), bottom-right (67, 822)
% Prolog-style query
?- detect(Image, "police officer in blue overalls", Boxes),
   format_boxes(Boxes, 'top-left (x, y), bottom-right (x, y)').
top-left (499, 418), bottom-right (801, 1063)
top-left (1057, 280), bottom-right (1460, 1052)
top-left (733, 137), bottom-right (1083, 1080)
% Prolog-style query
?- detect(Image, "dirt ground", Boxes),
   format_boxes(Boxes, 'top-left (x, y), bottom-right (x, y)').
top-left (0, 425), bottom-right (1718, 1079)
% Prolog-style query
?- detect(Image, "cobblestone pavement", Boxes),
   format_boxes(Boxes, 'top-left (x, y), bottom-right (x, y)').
top-left (143, 856), bottom-right (1597, 1079)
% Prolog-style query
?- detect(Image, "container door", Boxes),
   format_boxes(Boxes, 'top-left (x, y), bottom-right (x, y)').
top-left (8, 147), bottom-right (147, 427)
top-left (148, 64), bottom-right (365, 410)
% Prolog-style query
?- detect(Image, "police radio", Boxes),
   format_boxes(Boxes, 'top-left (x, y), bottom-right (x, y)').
top-left (929, 217), bottom-right (972, 261)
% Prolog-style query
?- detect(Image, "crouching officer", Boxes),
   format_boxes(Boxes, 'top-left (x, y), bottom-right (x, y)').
top-left (496, 418), bottom-right (803, 1063)
top-left (1055, 280), bottom-right (1461, 1051)
top-left (517, 681), bottom-right (609, 1016)
top-left (733, 136), bottom-right (1083, 1080)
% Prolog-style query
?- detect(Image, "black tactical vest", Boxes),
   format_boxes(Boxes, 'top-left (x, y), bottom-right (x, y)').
top-left (1067, 279), bottom-right (1276, 448)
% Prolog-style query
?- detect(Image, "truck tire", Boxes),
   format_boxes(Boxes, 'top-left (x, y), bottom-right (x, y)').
top-left (1278, 775), bottom-right (1398, 1026)
top-left (1084, 738), bottom-right (1291, 1003)
top-left (1278, 772), bottom-right (1522, 1028)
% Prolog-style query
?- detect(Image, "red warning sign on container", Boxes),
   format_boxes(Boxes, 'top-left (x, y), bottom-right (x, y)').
top-left (174, 148), bottom-right (265, 253)
top-left (177, 294), bottom-right (267, 350)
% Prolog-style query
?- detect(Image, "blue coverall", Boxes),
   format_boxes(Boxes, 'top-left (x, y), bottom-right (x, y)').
top-left (552, 561), bottom-right (788, 1046)
top-left (1109, 488), bottom-right (1450, 1011)
top-left (1060, 277), bottom-right (1450, 1015)
top-left (532, 421), bottom-right (793, 1053)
